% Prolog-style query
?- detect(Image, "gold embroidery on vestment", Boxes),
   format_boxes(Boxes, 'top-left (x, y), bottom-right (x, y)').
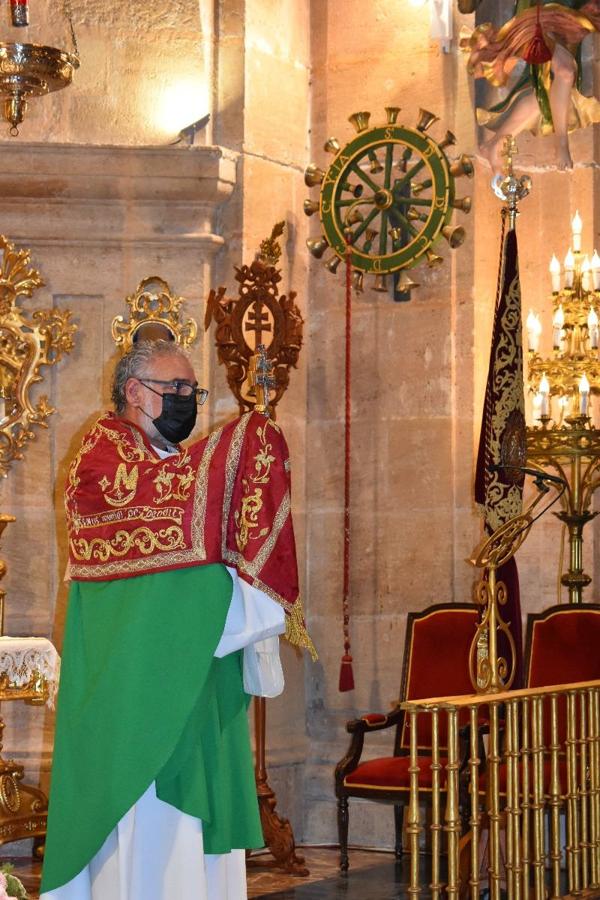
top-left (70, 525), bottom-right (185, 562)
top-left (221, 414), bottom-right (253, 557)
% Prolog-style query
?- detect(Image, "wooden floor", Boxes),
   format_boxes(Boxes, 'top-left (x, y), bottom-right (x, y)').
top-left (4, 847), bottom-right (408, 899)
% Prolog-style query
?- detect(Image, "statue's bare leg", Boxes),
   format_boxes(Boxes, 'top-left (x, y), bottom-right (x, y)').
top-left (549, 43), bottom-right (576, 169)
top-left (480, 92), bottom-right (539, 175)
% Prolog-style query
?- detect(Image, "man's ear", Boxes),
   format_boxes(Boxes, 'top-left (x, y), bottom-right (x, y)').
top-left (125, 377), bottom-right (142, 407)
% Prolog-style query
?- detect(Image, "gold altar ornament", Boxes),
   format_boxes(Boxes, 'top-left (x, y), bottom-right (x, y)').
top-left (0, 0), bottom-right (80, 135)
top-left (111, 276), bottom-right (198, 352)
top-left (204, 222), bottom-right (304, 415)
top-left (526, 211), bottom-right (600, 602)
top-left (0, 235), bottom-right (76, 477)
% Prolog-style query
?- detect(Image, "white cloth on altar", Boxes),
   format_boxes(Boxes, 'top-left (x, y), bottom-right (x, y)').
top-left (0, 636), bottom-right (61, 708)
top-left (41, 568), bottom-right (284, 900)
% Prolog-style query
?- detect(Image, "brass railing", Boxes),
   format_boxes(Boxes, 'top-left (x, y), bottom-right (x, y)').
top-left (402, 679), bottom-right (600, 899)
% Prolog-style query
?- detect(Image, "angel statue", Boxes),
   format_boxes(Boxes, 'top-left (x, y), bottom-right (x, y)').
top-left (460, 0), bottom-right (600, 174)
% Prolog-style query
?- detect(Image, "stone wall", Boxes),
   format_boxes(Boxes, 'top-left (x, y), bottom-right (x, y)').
top-left (0, 0), bottom-right (597, 859)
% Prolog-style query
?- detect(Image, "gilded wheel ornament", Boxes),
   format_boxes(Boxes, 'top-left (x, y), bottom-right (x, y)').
top-left (305, 108), bottom-right (473, 293)
top-left (0, 773), bottom-right (20, 814)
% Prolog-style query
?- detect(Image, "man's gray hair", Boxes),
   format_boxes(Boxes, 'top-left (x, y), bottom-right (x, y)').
top-left (111, 340), bottom-right (190, 413)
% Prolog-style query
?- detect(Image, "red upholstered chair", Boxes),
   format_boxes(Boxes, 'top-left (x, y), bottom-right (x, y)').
top-left (334, 603), bottom-right (480, 872)
top-left (475, 604), bottom-right (600, 800)
top-left (525, 603), bottom-right (600, 689)
top-left (525, 602), bottom-right (600, 747)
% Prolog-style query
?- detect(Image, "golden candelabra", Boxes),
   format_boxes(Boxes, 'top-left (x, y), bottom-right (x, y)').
top-left (526, 212), bottom-right (600, 603)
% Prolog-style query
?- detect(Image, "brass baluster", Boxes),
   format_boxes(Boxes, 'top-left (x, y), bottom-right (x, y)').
top-left (531, 695), bottom-right (545, 900)
top-left (567, 690), bottom-right (581, 893)
top-left (580, 690), bottom-right (590, 888)
top-left (588, 689), bottom-right (599, 888)
top-left (548, 693), bottom-right (562, 899)
top-left (468, 704), bottom-right (481, 900)
top-left (488, 702), bottom-right (501, 900)
top-left (521, 696), bottom-right (531, 896)
top-left (512, 697), bottom-right (522, 900)
top-left (506, 698), bottom-right (521, 899)
top-left (445, 707), bottom-right (461, 900)
top-left (430, 707), bottom-right (442, 898)
top-left (407, 706), bottom-right (421, 899)
top-left (592, 689), bottom-right (600, 888)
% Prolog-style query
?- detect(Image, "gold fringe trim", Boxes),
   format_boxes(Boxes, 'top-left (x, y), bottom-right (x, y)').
top-left (285, 598), bottom-right (318, 661)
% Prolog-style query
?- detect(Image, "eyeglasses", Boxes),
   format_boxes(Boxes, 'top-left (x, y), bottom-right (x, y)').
top-left (138, 378), bottom-right (209, 406)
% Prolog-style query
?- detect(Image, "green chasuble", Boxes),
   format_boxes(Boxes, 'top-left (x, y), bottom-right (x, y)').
top-left (41, 564), bottom-right (263, 894)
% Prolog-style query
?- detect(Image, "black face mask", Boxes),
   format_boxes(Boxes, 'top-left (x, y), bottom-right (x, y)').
top-left (152, 392), bottom-right (197, 444)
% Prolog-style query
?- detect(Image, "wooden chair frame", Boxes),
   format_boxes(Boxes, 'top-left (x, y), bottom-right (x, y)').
top-left (334, 602), bottom-right (481, 872)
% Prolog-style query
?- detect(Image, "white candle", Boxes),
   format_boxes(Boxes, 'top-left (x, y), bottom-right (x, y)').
top-left (526, 310), bottom-right (542, 352)
top-left (592, 250), bottom-right (600, 290)
top-left (582, 255), bottom-right (591, 292)
top-left (564, 248), bottom-right (575, 289)
top-left (558, 395), bottom-right (568, 426)
top-left (532, 392), bottom-right (543, 421)
top-left (539, 373), bottom-right (550, 417)
top-left (579, 372), bottom-right (590, 415)
top-left (572, 210), bottom-right (583, 253)
top-left (589, 308), bottom-right (599, 349)
top-left (552, 305), bottom-right (565, 349)
top-left (549, 254), bottom-right (561, 293)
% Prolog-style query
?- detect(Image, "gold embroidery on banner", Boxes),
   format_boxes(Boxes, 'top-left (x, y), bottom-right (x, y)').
top-left (252, 423), bottom-right (276, 483)
top-left (102, 463), bottom-right (139, 508)
top-left (247, 491), bottom-right (291, 575)
top-left (70, 525), bottom-right (185, 562)
top-left (153, 464), bottom-right (194, 504)
top-left (485, 270), bottom-right (525, 533)
top-left (235, 487), bottom-right (264, 551)
top-left (233, 419), bottom-right (278, 551)
top-left (95, 421), bottom-right (148, 463)
top-left (191, 427), bottom-right (222, 557)
top-left (221, 414), bottom-right (253, 556)
top-left (76, 505), bottom-right (184, 529)
top-left (68, 546), bottom-right (200, 578)
top-left (224, 492), bottom-right (291, 580)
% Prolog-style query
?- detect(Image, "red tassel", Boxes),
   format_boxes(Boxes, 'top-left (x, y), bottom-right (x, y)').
top-left (339, 653), bottom-right (355, 692)
top-left (523, 22), bottom-right (552, 64)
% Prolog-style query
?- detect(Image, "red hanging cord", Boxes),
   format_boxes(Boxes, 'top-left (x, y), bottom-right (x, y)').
top-left (339, 237), bottom-right (355, 693)
top-left (523, 0), bottom-right (552, 65)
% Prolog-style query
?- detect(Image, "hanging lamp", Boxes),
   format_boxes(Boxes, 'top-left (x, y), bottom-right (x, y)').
top-left (0, 0), bottom-right (79, 135)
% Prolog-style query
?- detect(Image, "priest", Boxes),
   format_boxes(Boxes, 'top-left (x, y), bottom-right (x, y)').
top-left (40, 339), bottom-right (313, 900)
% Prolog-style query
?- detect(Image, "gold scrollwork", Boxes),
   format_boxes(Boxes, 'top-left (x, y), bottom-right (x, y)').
top-left (70, 525), bottom-right (185, 562)
top-left (112, 276), bottom-right (198, 352)
top-left (0, 235), bottom-right (77, 476)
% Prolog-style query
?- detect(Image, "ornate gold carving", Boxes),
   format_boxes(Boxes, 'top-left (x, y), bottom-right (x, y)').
top-left (0, 774), bottom-right (20, 814)
top-left (0, 236), bottom-right (76, 477)
top-left (205, 224), bottom-right (303, 416)
top-left (111, 276), bottom-right (198, 352)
